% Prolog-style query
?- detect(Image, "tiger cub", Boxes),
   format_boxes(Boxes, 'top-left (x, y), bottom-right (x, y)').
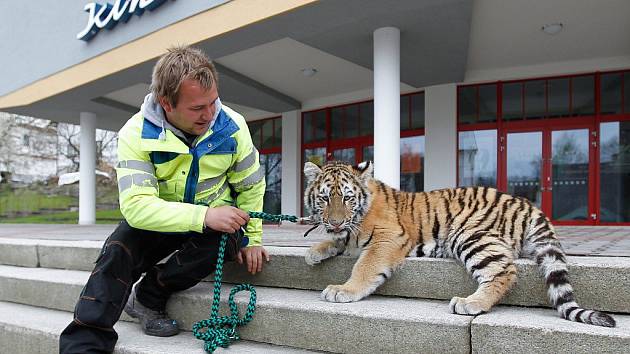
top-left (303, 160), bottom-right (615, 327)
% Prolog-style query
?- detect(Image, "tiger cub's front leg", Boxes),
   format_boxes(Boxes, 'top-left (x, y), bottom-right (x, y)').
top-left (305, 238), bottom-right (346, 265)
top-left (322, 242), bottom-right (407, 303)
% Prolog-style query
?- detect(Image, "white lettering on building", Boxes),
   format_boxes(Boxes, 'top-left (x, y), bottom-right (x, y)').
top-left (77, 0), bottom-right (168, 41)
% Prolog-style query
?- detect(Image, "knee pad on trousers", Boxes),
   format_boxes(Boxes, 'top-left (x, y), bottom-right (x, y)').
top-left (74, 242), bottom-right (132, 329)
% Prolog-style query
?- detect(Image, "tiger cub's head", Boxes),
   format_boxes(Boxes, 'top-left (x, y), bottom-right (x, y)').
top-left (303, 161), bottom-right (373, 237)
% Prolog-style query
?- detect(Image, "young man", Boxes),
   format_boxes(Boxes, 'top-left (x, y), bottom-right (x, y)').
top-left (59, 45), bottom-right (268, 353)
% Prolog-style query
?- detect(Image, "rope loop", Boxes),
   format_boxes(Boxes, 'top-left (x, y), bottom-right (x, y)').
top-left (192, 211), bottom-right (297, 353)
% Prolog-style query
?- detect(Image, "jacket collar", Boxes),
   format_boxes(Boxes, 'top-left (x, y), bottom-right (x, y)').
top-left (140, 108), bottom-right (239, 154)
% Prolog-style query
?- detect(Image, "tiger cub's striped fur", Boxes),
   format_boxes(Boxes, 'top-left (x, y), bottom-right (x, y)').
top-left (303, 161), bottom-right (615, 327)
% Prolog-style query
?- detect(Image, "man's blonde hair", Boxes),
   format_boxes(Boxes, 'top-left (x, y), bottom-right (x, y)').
top-left (150, 45), bottom-right (219, 107)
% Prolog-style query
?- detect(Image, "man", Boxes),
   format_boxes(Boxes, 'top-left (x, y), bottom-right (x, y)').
top-left (59, 45), bottom-right (268, 353)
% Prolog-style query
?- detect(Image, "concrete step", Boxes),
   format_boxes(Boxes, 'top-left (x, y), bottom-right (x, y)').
top-left (2, 238), bottom-right (629, 313)
top-left (1, 265), bottom-right (630, 354)
top-left (0, 265), bottom-right (473, 353)
top-left (471, 306), bottom-right (630, 354)
top-left (0, 301), bottom-right (320, 354)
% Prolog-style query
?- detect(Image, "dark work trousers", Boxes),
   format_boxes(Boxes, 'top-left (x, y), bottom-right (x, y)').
top-left (59, 221), bottom-right (235, 354)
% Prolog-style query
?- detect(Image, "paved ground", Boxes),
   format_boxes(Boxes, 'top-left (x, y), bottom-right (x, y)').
top-left (0, 223), bottom-right (629, 257)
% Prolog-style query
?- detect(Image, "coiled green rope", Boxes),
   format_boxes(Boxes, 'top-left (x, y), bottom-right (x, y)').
top-left (192, 211), bottom-right (299, 353)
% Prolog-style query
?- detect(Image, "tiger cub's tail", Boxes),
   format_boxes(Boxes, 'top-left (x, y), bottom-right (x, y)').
top-left (529, 218), bottom-right (616, 327)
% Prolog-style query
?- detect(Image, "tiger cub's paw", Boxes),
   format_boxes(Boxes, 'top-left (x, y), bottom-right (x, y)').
top-left (321, 284), bottom-right (362, 303)
top-left (305, 247), bottom-right (335, 265)
top-left (305, 248), bottom-right (324, 265)
top-left (449, 296), bottom-right (488, 315)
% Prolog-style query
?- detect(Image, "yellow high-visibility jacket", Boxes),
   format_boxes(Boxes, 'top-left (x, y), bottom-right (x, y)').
top-left (115, 99), bottom-right (265, 246)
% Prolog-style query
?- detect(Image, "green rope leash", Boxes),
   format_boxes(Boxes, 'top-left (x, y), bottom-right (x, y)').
top-left (192, 211), bottom-right (299, 353)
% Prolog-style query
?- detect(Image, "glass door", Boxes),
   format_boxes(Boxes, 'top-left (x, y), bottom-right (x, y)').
top-left (550, 128), bottom-right (592, 222)
top-left (502, 127), bottom-right (595, 224)
top-left (506, 131), bottom-right (543, 208)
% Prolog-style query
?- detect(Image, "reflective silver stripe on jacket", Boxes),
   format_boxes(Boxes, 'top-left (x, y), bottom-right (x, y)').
top-left (196, 173), bottom-right (226, 194)
top-left (231, 165), bottom-right (264, 191)
top-left (232, 147), bottom-right (258, 173)
top-left (197, 182), bottom-right (229, 206)
top-left (118, 173), bottom-right (158, 193)
top-left (116, 160), bottom-right (155, 174)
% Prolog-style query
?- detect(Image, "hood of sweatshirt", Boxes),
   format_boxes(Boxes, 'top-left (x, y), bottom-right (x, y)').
top-left (140, 93), bottom-right (222, 142)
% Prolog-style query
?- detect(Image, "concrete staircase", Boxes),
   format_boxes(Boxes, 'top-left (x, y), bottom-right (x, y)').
top-left (1, 237), bottom-right (629, 353)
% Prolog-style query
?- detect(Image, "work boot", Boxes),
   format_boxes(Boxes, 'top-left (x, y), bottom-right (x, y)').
top-left (124, 287), bottom-right (179, 337)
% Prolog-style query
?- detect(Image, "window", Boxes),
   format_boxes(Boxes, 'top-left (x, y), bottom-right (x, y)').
top-left (22, 135), bottom-right (30, 147)
top-left (401, 92), bottom-right (424, 131)
top-left (248, 116), bottom-right (282, 216)
top-left (303, 110), bottom-right (326, 143)
top-left (599, 121), bottom-right (630, 222)
top-left (601, 73), bottom-right (623, 115)
top-left (259, 153), bottom-right (282, 215)
top-left (458, 84), bottom-right (497, 124)
top-left (400, 136), bottom-right (424, 192)
top-left (249, 117), bottom-right (282, 151)
top-left (500, 75), bottom-right (595, 120)
top-left (572, 75), bottom-right (595, 116)
top-left (458, 130), bottom-right (497, 187)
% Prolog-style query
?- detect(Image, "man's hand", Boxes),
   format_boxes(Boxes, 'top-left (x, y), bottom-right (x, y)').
top-left (204, 206), bottom-right (249, 233)
top-left (236, 246), bottom-right (270, 275)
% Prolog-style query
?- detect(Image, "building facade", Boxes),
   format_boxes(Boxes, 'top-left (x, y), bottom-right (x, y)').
top-left (1, 0), bottom-right (628, 224)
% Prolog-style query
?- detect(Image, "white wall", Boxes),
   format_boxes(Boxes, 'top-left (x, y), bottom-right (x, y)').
top-left (424, 83), bottom-right (457, 191)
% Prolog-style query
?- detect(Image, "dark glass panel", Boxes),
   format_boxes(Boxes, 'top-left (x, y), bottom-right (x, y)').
top-left (313, 110), bottom-right (327, 141)
top-left (360, 101), bottom-right (374, 136)
top-left (400, 95), bottom-right (410, 130)
top-left (410, 93), bottom-right (425, 129)
top-left (547, 78), bottom-right (570, 118)
top-left (478, 84), bottom-right (497, 122)
top-left (502, 82), bottom-right (522, 121)
top-left (248, 121), bottom-right (262, 148)
top-left (273, 118), bottom-right (282, 147)
top-left (600, 73), bottom-right (623, 115)
top-left (524, 80), bottom-right (546, 119)
top-left (345, 104), bottom-right (360, 138)
top-left (458, 86), bottom-right (477, 124)
top-left (331, 107), bottom-right (343, 139)
top-left (261, 119), bottom-right (274, 149)
top-left (572, 75), bottom-right (595, 116)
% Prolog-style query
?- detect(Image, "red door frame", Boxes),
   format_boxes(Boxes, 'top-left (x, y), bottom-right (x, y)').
top-left (500, 119), bottom-right (597, 225)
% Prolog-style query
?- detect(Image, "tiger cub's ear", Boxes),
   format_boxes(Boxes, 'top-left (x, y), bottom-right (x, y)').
top-left (304, 162), bottom-right (322, 183)
top-left (357, 161), bottom-right (373, 182)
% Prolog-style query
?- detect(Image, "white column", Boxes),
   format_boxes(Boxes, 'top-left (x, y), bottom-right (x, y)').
top-left (373, 27), bottom-right (400, 188)
top-left (281, 110), bottom-right (302, 216)
top-left (79, 112), bottom-right (97, 225)
top-left (424, 83), bottom-right (457, 191)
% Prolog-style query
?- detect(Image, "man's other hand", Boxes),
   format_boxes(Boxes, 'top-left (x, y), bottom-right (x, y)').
top-left (236, 246), bottom-right (270, 274)
top-left (204, 206), bottom-right (249, 234)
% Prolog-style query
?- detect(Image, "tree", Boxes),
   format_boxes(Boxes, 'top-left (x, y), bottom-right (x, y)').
top-left (0, 113), bottom-right (17, 178)
top-left (57, 123), bottom-right (118, 173)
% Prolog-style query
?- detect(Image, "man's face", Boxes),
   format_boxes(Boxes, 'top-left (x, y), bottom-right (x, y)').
top-left (159, 78), bottom-right (219, 136)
